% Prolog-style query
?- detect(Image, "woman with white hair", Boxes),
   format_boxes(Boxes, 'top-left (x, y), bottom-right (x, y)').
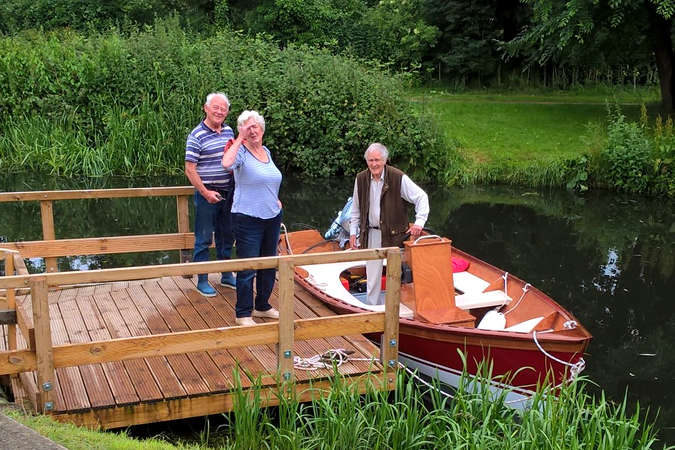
top-left (222, 110), bottom-right (282, 326)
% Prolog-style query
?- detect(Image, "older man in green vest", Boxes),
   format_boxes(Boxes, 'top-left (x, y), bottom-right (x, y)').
top-left (349, 143), bottom-right (429, 305)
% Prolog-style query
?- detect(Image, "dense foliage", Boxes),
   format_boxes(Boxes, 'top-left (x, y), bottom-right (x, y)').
top-left (1, 0), bottom-right (660, 91)
top-left (559, 105), bottom-right (674, 196)
top-left (0, 0), bottom-right (213, 33)
top-left (596, 106), bottom-right (674, 195)
top-left (509, 0), bottom-right (675, 111)
top-left (234, 0), bottom-right (439, 72)
top-left (0, 20), bottom-right (446, 180)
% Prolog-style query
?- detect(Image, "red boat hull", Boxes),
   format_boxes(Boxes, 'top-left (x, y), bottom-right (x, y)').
top-left (283, 229), bottom-right (592, 393)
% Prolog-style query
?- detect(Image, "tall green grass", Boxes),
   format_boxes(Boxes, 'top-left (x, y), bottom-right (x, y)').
top-left (197, 364), bottom-right (666, 449)
top-left (7, 364), bottom-right (668, 449)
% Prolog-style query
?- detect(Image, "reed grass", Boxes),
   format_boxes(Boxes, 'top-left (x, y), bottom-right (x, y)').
top-left (6, 361), bottom-right (668, 449)
top-left (205, 359), bottom-right (667, 450)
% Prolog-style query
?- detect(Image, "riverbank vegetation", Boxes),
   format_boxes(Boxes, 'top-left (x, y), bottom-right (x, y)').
top-left (0, 2), bottom-right (673, 195)
top-left (416, 90), bottom-right (674, 196)
top-left (4, 369), bottom-right (667, 449)
top-left (0, 19), bottom-right (444, 182)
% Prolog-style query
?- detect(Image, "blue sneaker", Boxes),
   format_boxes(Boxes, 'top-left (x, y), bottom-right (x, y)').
top-left (220, 272), bottom-right (236, 289)
top-left (196, 280), bottom-right (216, 297)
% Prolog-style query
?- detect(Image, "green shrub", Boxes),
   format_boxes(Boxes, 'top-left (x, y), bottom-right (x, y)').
top-left (589, 105), bottom-right (674, 196)
top-left (599, 112), bottom-right (652, 193)
top-left (0, 19), bottom-right (447, 180)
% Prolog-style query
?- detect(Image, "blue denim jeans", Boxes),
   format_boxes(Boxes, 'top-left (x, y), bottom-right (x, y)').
top-left (233, 211), bottom-right (282, 318)
top-left (193, 190), bottom-right (234, 283)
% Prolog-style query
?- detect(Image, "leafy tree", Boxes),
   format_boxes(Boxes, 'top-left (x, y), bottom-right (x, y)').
top-left (241, 0), bottom-right (437, 71)
top-left (423, 0), bottom-right (530, 86)
top-left (347, 0), bottom-right (439, 70)
top-left (0, 0), bottom-right (213, 34)
top-left (508, 0), bottom-right (675, 111)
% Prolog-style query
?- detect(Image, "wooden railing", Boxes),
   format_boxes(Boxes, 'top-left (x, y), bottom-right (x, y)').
top-left (0, 188), bottom-right (401, 415)
top-left (0, 250), bottom-right (401, 414)
top-left (0, 187), bottom-right (195, 270)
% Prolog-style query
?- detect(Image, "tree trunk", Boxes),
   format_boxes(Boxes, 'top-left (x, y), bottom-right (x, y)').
top-left (647, 3), bottom-right (675, 113)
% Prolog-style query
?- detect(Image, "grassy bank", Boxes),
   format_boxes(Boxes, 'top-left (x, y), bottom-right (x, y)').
top-left (410, 87), bottom-right (660, 167)
top-left (3, 369), bottom-right (667, 449)
top-left (410, 87), bottom-right (672, 194)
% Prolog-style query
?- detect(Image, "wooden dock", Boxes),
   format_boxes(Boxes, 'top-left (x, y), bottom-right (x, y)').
top-left (0, 188), bottom-right (401, 429)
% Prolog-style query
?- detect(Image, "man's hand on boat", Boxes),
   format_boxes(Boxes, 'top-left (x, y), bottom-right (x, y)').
top-left (349, 234), bottom-right (358, 250)
top-left (407, 224), bottom-right (423, 240)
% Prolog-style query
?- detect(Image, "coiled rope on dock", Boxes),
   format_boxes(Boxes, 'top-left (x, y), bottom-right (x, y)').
top-left (293, 348), bottom-right (375, 371)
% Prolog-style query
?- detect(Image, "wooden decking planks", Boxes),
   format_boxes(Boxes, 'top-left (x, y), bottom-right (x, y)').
top-left (93, 292), bottom-right (168, 402)
top-left (8, 273), bottom-right (383, 428)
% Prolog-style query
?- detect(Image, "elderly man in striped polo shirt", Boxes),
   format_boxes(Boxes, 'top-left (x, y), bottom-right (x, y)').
top-left (185, 92), bottom-right (236, 297)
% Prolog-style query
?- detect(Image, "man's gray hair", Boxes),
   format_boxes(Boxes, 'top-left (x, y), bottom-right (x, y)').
top-left (364, 143), bottom-right (388, 161)
top-left (205, 92), bottom-right (230, 107)
top-left (238, 110), bottom-right (266, 134)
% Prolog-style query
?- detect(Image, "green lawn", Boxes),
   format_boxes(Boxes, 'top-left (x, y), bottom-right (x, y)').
top-left (410, 88), bottom-right (659, 166)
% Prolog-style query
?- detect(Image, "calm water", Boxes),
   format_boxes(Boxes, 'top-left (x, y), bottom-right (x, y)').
top-left (1, 174), bottom-right (674, 439)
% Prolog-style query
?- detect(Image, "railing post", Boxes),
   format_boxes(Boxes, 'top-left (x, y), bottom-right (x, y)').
top-left (176, 195), bottom-right (192, 278)
top-left (5, 253), bottom-right (17, 351)
top-left (40, 200), bottom-right (58, 273)
top-left (277, 259), bottom-right (295, 382)
top-left (382, 249), bottom-right (401, 388)
top-left (31, 275), bottom-right (55, 414)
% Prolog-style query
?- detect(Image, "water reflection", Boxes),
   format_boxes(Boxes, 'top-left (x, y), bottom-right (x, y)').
top-left (1, 174), bottom-right (674, 440)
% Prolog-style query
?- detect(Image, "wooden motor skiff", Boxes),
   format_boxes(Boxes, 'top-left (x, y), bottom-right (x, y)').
top-left (279, 229), bottom-right (592, 404)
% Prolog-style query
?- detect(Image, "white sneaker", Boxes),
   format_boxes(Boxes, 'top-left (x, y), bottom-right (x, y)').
top-left (252, 307), bottom-right (280, 319)
top-left (235, 317), bottom-right (256, 326)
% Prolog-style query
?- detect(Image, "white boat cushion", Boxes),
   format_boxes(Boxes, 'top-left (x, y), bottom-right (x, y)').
top-left (477, 310), bottom-right (506, 330)
top-left (504, 316), bottom-right (544, 333)
top-left (300, 261), bottom-right (415, 319)
top-left (453, 271), bottom-right (490, 294)
top-left (455, 290), bottom-right (512, 310)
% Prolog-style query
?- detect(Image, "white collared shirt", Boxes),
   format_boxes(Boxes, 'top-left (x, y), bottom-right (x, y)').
top-left (349, 167), bottom-right (429, 236)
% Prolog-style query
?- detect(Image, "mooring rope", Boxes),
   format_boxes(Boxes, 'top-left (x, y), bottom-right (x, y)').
top-left (293, 348), bottom-right (534, 406)
top-left (293, 349), bottom-right (374, 371)
top-left (532, 330), bottom-right (586, 379)
top-left (280, 222), bottom-right (293, 255)
top-left (501, 283), bottom-right (531, 315)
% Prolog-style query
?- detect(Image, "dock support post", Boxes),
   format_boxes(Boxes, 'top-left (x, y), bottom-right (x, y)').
top-left (382, 249), bottom-right (401, 389)
top-left (5, 252), bottom-right (17, 351)
top-left (277, 259), bottom-right (295, 382)
top-left (176, 195), bottom-right (192, 278)
top-left (31, 276), bottom-right (55, 414)
top-left (40, 200), bottom-right (58, 273)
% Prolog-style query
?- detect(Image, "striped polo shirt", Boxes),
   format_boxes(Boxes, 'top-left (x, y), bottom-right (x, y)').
top-left (185, 121), bottom-right (234, 190)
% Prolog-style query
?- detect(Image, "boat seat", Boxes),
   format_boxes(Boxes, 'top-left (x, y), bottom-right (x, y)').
top-left (476, 313), bottom-right (544, 333)
top-left (453, 271), bottom-right (490, 294)
top-left (504, 316), bottom-right (544, 333)
top-left (455, 290), bottom-right (512, 310)
top-left (299, 261), bottom-right (415, 319)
